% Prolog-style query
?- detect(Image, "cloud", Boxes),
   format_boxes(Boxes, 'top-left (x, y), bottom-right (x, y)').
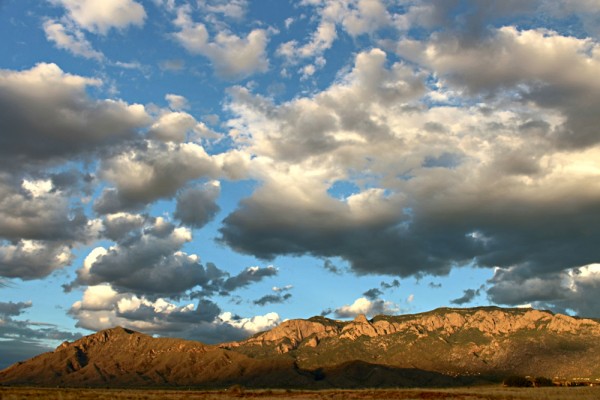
top-left (0, 300), bottom-right (82, 368)
top-left (398, 26), bottom-right (600, 149)
top-left (334, 296), bottom-right (398, 318)
top-left (69, 284), bottom-right (280, 343)
top-left (173, 6), bottom-right (269, 79)
top-left (488, 264), bottom-right (600, 318)
top-left (165, 94), bottom-right (189, 111)
top-left (323, 259), bottom-right (344, 275)
top-left (218, 43), bottom-right (600, 284)
top-left (71, 217), bottom-right (225, 297)
top-left (380, 279), bottom-right (400, 290)
top-left (148, 111), bottom-right (219, 142)
top-left (222, 265), bottom-right (278, 292)
top-left (199, 0), bottom-right (248, 20)
top-left (0, 301), bottom-right (31, 317)
top-left (174, 181), bottom-right (221, 229)
top-left (450, 286), bottom-right (484, 305)
top-left (0, 63), bottom-right (149, 166)
top-left (0, 240), bottom-right (74, 280)
top-left (362, 288), bottom-right (383, 300)
top-left (253, 293), bottom-right (292, 306)
top-left (278, 0), bottom-right (391, 67)
top-left (253, 285), bottom-right (293, 306)
top-left (43, 19), bottom-right (104, 60)
top-left (94, 141), bottom-right (219, 213)
top-left (51, 0), bottom-right (146, 35)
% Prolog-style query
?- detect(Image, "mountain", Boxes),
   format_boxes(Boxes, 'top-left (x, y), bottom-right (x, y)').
top-left (2, 307), bottom-right (600, 388)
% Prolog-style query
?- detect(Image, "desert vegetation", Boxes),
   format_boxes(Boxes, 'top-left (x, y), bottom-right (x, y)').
top-left (2, 386), bottom-right (600, 400)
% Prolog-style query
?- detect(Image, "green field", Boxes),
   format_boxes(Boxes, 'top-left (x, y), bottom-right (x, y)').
top-left (1, 386), bottom-right (599, 400)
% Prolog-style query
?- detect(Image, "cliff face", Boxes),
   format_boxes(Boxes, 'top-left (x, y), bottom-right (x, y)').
top-left (2, 307), bottom-right (600, 388)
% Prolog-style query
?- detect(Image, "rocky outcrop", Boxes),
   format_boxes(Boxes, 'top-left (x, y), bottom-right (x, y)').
top-left (229, 307), bottom-right (600, 354)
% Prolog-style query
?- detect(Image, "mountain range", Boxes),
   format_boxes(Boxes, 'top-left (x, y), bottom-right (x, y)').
top-left (2, 307), bottom-right (600, 388)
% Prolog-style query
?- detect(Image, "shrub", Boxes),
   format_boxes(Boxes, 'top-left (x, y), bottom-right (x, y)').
top-left (533, 376), bottom-right (554, 387)
top-left (503, 375), bottom-right (533, 387)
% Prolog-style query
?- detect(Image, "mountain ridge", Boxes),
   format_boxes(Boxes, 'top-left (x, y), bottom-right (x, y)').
top-left (2, 306), bottom-right (600, 388)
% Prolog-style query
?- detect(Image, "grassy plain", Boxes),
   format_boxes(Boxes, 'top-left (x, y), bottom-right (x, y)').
top-left (1, 386), bottom-right (599, 400)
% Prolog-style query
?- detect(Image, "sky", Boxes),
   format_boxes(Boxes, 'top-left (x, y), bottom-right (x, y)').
top-left (1, 0), bottom-right (600, 369)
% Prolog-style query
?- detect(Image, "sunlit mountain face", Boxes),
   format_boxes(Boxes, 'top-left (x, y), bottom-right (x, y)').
top-left (1, 0), bottom-right (600, 369)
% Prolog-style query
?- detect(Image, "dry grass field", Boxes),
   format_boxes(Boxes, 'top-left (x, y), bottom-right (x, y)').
top-left (1, 386), bottom-right (599, 400)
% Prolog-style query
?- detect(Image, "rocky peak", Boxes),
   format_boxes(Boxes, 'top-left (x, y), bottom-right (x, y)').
top-left (354, 314), bottom-right (370, 324)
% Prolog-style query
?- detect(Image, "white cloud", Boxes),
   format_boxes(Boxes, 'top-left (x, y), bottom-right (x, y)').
top-left (334, 296), bottom-right (398, 318)
top-left (52, 0), bottom-right (146, 35)
top-left (70, 284), bottom-right (280, 342)
top-left (165, 94), bottom-right (189, 111)
top-left (43, 19), bottom-right (104, 60)
top-left (148, 111), bottom-right (206, 142)
top-left (173, 6), bottom-right (269, 79)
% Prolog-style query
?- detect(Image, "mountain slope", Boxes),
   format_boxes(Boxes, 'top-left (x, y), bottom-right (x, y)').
top-left (2, 307), bottom-right (600, 388)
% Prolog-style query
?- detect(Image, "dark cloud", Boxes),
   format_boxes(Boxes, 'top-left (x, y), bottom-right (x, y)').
top-left (0, 301), bottom-right (31, 317)
top-left (323, 259), bottom-right (344, 275)
top-left (174, 182), bottom-right (221, 228)
top-left (253, 285), bottom-right (292, 306)
top-left (0, 175), bottom-right (92, 242)
top-left (71, 218), bottom-right (227, 297)
top-left (380, 279), bottom-right (400, 290)
top-left (0, 240), bottom-right (75, 280)
top-left (253, 293), bottom-right (291, 306)
top-left (0, 63), bottom-right (149, 168)
top-left (222, 265), bottom-right (278, 292)
top-left (450, 286), bottom-right (483, 305)
top-left (363, 288), bottom-right (383, 300)
top-left (428, 282), bottom-right (442, 289)
top-left (94, 140), bottom-right (219, 214)
top-left (486, 265), bottom-right (600, 317)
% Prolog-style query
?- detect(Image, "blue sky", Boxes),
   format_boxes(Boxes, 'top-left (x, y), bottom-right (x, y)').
top-left (2, 0), bottom-right (600, 368)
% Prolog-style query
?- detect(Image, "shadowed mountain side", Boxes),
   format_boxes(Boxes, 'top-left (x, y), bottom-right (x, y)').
top-left (2, 307), bottom-right (600, 388)
top-left (0, 327), bottom-right (311, 388)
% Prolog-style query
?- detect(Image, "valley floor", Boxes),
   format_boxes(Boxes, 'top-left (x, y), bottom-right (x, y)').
top-left (1, 386), bottom-right (599, 400)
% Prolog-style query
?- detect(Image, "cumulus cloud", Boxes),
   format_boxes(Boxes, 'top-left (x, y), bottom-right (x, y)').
top-left (0, 63), bottom-right (149, 166)
top-left (174, 181), bottom-right (221, 229)
top-left (148, 111), bottom-right (219, 142)
top-left (0, 240), bottom-right (74, 280)
top-left (51, 0), bottom-right (146, 35)
top-left (333, 297), bottom-right (399, 319)
top-left (94, 141), bottom-right (219, 213)
top-left (0, 174), bottom-right (100, 280)
top-left (69, 284), bottom-right (280, 343)
top-left (71, 217), bottom-right (224, 297)
top-left (0, 176), bottom-right (94, 242)
top-left (219, 43), bottom-right (600, 285)
top-left (488, 264), bottom-right (600, 318)
top-left (398, 25), bottom-right (600, 149)
top-left (173, 6), bottom-right (269, 79)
